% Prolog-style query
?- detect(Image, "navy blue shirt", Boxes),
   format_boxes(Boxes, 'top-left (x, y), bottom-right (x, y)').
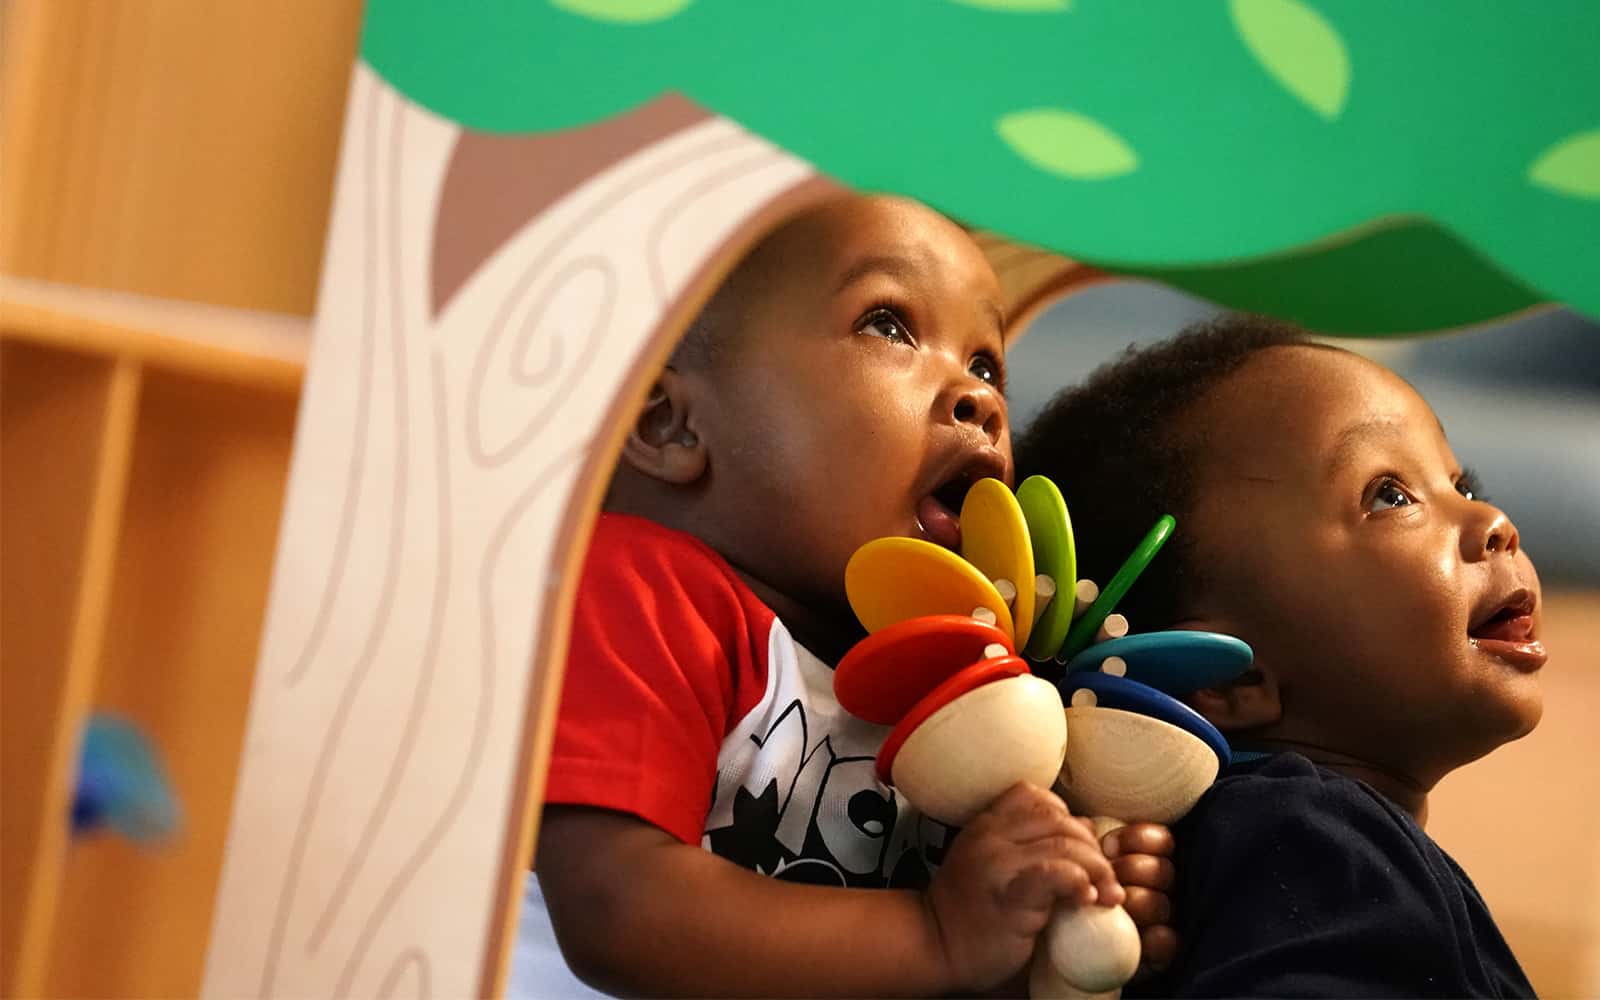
top-left (1131, 753), bottom-right (1534, 998)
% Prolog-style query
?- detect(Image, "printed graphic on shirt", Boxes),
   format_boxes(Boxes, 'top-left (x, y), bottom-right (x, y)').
top-left (703, 625), bottom-right (951, 889)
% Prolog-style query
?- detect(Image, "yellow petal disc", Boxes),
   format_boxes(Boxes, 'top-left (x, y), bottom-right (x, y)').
top-left (959, 478), bottom-right (1035, 648)
top-left (846, 537), bottom-right (1015, 642)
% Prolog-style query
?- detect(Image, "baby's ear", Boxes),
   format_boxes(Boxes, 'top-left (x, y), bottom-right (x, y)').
top-left (1170, 617), bottom-right (1282, 731)
top-left (1188, 668), bottom-right (1281, 731)
top-left (620, 368), bottom-right (707, 486)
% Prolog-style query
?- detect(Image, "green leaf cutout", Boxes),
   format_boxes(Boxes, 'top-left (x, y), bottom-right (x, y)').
top-left (1231, 0), bottom-right (1350, 120)
top-left (951, 0), bottom-right (1071, 11)
top-left (996, 109), bottom-right (1137, 180)
top-left (549, 0), bottom-right (692, 24)
top-left (1529, 130), bottom-right (1600, 199)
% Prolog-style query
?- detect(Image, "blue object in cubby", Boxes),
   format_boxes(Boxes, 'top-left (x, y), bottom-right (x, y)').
top-left (71, 713), bottom-right (180, 843)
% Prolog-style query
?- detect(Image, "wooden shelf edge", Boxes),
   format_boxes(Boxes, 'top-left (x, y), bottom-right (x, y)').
top-left (6, 358), bottom-right (145, 999)
top-left (0, 277), bottom-right (309, 394)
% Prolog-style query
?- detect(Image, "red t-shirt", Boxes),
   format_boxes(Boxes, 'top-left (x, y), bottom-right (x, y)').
top-left (545, 513), bottom-right (949, 887)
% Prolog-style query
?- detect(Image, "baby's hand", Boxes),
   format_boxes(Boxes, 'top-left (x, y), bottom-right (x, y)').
top-left (1103, 822), bottom-right (1178, 973)
top-left (925, 783), bottom-right (1124, 992)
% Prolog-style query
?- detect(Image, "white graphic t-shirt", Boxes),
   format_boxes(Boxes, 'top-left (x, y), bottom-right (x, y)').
top-left (513, 514), bottom-right (950, 995)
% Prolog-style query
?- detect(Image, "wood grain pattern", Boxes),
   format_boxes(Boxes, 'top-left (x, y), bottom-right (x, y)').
top-left (203, 67), bottom-right (827, 998)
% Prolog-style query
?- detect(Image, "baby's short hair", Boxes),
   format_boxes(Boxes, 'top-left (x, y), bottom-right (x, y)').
top-left (673, 264), bottom-right (749, 371)
top-left (1015, 315), bottom-right (1312, 629)
top-left (672, 200), bottom-right (824, 371)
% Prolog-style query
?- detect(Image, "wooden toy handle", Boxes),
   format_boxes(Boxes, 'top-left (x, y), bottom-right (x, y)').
top-left (1029, 817), bottom-right (1141, 999)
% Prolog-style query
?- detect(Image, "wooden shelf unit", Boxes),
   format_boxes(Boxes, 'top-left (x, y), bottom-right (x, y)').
top-left (1, 280), bottom-right (308, 998)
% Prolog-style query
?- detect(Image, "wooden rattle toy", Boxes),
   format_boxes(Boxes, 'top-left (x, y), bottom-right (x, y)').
top-left (838, 480), bottom-right (1067, 824)
top-left (839, 482), bottom-right (1249, 998)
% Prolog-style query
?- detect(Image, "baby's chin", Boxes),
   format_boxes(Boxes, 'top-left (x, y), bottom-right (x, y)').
top-left (1436, 670), bottom-right (1544, 766)
top-left (1490, 679), bottom-right (1544, 742)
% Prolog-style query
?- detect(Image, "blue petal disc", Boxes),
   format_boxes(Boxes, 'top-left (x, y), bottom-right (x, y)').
top-left (1064, 630), bottom-right (1252, 695)
top-left (1060, 671), bottom-right (1231, 766)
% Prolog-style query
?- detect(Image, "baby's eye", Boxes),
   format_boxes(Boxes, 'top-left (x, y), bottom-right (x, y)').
top-left (1455, 467), bottom-right (1486, 502)
top-left (1367, 478), bottom-right (1413, 513)
top-left (857, 308), bottom-right (911, 344)
top-left (969, 353), bottom-right (1003, 388)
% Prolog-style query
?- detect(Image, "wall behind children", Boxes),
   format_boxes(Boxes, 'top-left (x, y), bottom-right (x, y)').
top-left (1, 2), bottom-right (1594, 998)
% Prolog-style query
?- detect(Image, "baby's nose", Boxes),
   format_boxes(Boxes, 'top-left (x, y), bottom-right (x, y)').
top-left (949, 383), bottom-right (1005, 445)
top-left (1467, 504), bottom-right (1521, 560)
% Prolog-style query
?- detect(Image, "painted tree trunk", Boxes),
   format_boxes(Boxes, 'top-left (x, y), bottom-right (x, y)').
top-left (203, 66), bottom-right (834, 998)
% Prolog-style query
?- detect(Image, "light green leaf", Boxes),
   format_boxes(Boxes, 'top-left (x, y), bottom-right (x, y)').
top-left (549, 0), bottom-right (692, 24)
top-left (951, 0), bottom-right (1071, 11)
top-left (1529, 130), bottom-right (1600, 199)
top-left (1230, 0), bottom-right (1349, 120)
top-left (996, 109), bottom-right (1138, 180)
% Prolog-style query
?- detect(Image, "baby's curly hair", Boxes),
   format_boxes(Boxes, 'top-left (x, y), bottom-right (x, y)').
top-left (1015, 315), bottom-right (1317, 632)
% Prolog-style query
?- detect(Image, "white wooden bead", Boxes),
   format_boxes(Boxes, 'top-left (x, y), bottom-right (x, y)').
top-left (1044, 902), bottom-right (1141, 993)
top-left (1028, 939), bottom-right (1120, 1000)
top-left (891, 675), bottom-right (1067, 827)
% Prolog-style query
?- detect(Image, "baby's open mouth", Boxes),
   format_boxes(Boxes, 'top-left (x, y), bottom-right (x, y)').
top-left (1468, 606), bottom-right (1535, 642)
top-left (917, 453), bottom-right (1007, 551)
top-left (917, 475), bottom-right (975, 551)
top-left (1466, 589), bottom-right (1546, 670)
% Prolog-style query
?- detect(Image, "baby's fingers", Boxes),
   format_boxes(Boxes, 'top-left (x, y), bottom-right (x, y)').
top-left (1005, 836), bottom-right (1122, 908)
top-left (1039, 837), bottom-right (1125, 908)
top-left (1112, 853), bottom-right (1175, 894)
top-left (1103, 822), bottom-right (1174, 860)
top-left (1002, 856), bottom-right (1097, 913)
top-left (1140, 924), bottom-right (1178, 972)
top-left (976, 784), bottom-right (1097, 847)
top-left (1121, 885), bottom-right (1172, 929)
top-left (1057, 835), bottom-right (1122, 902)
